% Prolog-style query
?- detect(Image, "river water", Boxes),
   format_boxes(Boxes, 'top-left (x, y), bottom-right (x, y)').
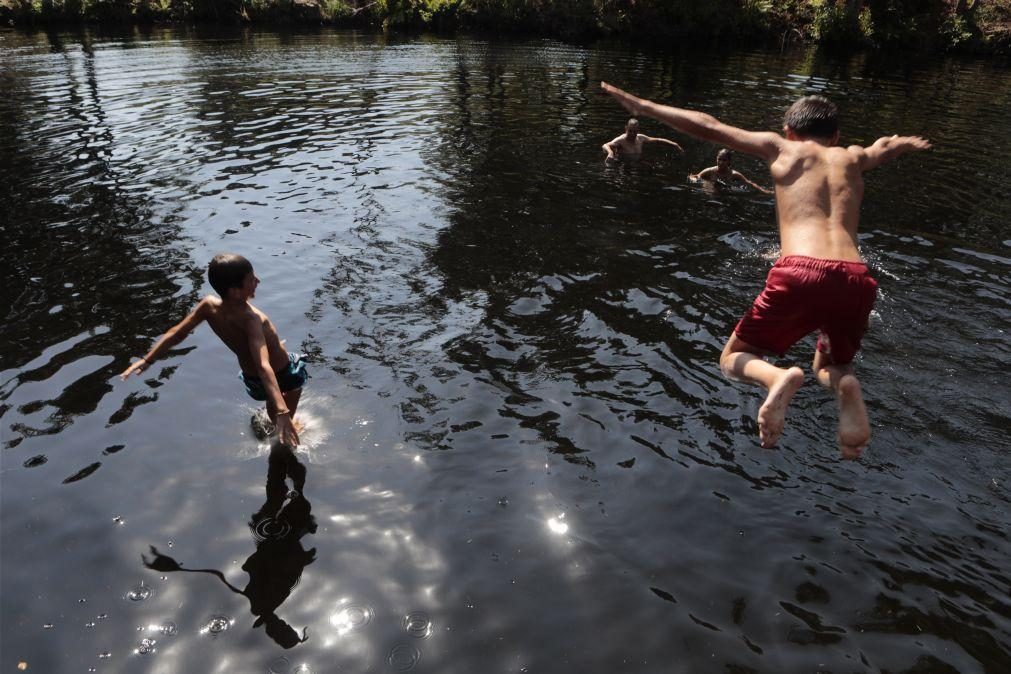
top-left (1, 27), bottom-right (1008, 673)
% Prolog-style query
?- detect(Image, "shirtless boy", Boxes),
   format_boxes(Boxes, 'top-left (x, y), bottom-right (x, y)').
top-left (603, 118), bottom-right (684, 162)
top-left (120, 254), bottom-right (306, 447)
top-left (602, 82), bottom-right (930, 458)
top-left (691, 148), bottom-right (773, 194)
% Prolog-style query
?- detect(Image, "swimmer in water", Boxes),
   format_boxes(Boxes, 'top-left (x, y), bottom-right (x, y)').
top-left (690, 148), bottom-right (773, 194)
top-left (120, 253), bottom-right (306, 447)
top-left (602, 82), bottom-right (931, 458)
top-left (603, 118), bottom-right (684, 163)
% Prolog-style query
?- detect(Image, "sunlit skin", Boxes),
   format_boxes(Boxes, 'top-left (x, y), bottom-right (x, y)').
top-left (602, 118), bottom-right (684, 162)
top-left (601, 82), bottom-right (931, 457)
top-left (690, 150), bottom-right (773, 194)
top-left (119, 268), bottom-right (301, 447)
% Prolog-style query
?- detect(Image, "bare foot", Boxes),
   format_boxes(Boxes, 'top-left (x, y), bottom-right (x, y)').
top-left (837, 374), bottom-right (870, 459)
top-left (757, 366), bottom-right (805, 448)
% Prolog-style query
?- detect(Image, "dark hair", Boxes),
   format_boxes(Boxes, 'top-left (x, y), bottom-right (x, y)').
top-left (626, 118), bottom-right (640, 129)
top-left (717, 148), bottom-right (733, 161)
top-left (784, 95), bottom-right (838, 139)
top-left (208, 253), bottom-right (253, 297)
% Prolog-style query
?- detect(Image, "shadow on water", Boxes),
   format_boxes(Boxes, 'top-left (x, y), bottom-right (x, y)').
top-left (143, 443), bottom-right (316, 649)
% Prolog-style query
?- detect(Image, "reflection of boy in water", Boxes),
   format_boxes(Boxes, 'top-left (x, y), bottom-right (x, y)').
top-left (603, 118), bottom-right (684, 162)
top-left (691, 149), bottom-right (772, 194)
top-left (602, 83), bottom-right (930, 458)
top-left (143, 445), bottom-right (316, 648)
top-left (120, 254), bottom-right (306, 447)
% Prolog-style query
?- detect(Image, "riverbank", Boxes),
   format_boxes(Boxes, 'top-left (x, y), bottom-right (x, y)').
top-left (2, 1), bottom-right (1010, 53)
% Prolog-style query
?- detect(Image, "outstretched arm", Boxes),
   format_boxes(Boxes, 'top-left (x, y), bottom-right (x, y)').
top-left (246, 316), bottom-right (299, 447)
top-left (642, 135), bottom-right (684, 153)
top-left (690, 166), bottom-right (717, 181)
top-left (602, 135), bottom-right (623, 162)
top-left (601, 82), bottom-right (782, 162)
top-left (120, 298), bottom-right (209, 379)
top-left (851, 135), bottom-right (932, 171)
top-left (733, 170), bottom-right (774, 194)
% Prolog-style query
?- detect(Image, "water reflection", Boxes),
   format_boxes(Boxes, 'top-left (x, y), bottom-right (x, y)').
top-left (143, 443), bottom-right (316, 649)
top-left (1, 28), bottom-right (1009, 673)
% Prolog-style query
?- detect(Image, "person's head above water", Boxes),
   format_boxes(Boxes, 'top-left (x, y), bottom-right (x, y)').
top-left (716, 148), bottom-right (734, 169)
top-left (784, 95), bottom-right (839, 144)
top-left (208, 253), bottom-right (257, 301)
top-left (625, 118), bottom-right (640, 138)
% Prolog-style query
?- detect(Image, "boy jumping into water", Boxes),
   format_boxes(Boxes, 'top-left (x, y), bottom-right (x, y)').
top-left (603, 118), bottom-right (684, 162)
top-left (601, 82), bottom-right (930, 458)
top-left (120, 254), bottom-right (306, 447)
top-left (691, 148), bottom-right (773, 194)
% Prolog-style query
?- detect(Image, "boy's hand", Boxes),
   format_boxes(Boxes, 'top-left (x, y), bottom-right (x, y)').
top-left (120, 358), bottom-right (149, 380)
top-left (905, 136), bottom-right (932, 151)
top-left (277, 414), bottom-right (300, 447)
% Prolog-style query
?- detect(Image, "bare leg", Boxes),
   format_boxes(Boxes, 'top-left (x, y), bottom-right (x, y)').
top-left (812, 347), bottom-right (870, 459)
top-left (266, 388), bottom-right (301, 422)
top-left (721, 333), bottom-right (805, 448)
top-left (283, 388), bottom-right (303, 432)
top-left (266, 388), bottom-right (301, 430)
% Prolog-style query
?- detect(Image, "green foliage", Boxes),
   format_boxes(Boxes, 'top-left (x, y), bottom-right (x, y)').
top-left (810, 0), bottom-right (864, 46)
top-left (6, 0), bottom-right (1011, 54)
top-left (382, 0), bottom-right (461, 27)
top-left (940, 13), bottom-right (973, 47)
top-left (321, 0), bottom-right (353, 20)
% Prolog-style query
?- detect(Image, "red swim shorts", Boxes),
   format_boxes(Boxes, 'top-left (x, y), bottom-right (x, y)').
top-left (734, 255), bottom-right (878, 365)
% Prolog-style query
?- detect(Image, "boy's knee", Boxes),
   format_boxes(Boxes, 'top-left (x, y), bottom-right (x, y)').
top-left (718, 351), bottom-right (736, 379)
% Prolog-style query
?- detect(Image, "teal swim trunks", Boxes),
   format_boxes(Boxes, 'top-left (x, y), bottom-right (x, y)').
top-left (240, 353), bottom-right (309, 401)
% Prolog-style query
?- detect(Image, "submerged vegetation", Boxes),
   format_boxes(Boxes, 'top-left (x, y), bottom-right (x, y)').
top-left (2, 0), bottom-right (1009, 52)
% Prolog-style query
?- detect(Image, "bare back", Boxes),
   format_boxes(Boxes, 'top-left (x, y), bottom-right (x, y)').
top-left (202, 297), bottom-right (289, 376)
top-left (768, 141), bottom-right (865, 262)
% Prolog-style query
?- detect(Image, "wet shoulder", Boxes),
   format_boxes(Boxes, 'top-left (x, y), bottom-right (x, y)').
top-left (198, 295), bottom-right (223, 318)
top-left (824, 145), bottom-right (861, 169)
top-left (247, 304), bottom-right (277, 334)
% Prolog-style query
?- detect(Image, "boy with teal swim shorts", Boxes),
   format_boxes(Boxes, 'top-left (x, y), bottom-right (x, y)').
top-left (121, 253), bottom-right (306, 447)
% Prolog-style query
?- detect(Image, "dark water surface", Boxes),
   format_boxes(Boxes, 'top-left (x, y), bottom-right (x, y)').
top-left (1, 28), bottom-right (1009, 673)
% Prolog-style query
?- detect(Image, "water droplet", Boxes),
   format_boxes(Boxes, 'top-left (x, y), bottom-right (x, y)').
top-left (386, 643), bottom-right (421, 671)
top-left (251, 516), bottom-right (292, 542)
top-left (329, 603), bottom-right (373, 634)
top-left (112, 516), bottom-right (123, 525)
top-left (403, 611), bottom-right (433, 639)
top-left (158, 621), bottom-right (177, 636)
top-left (85, 622), bottom-right (96, 629)
top-left (290, 665), bottom-right (315, 674)
top-left (135, 638), bottom-right (156, 655)
top-left (42, 623), bottom-right (54, 629)
top-left (497, 497), bottom-right (509, 507)
top-left (201, 615), bottom-right (232, 636)
top-left (98, 652), bottom-right (111, 659)
top-left (96, 614), bottom-right (108, 620)
top-left (126, 584), bottom-right (152, 602)
top-left (167, 540), bottom-right (173, 547)
top-left (78, 598), bottom-right (88, 603)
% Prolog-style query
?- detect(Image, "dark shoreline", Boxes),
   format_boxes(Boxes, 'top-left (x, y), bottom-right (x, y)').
top-left (3, 1), bottom-right (1010, 56)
